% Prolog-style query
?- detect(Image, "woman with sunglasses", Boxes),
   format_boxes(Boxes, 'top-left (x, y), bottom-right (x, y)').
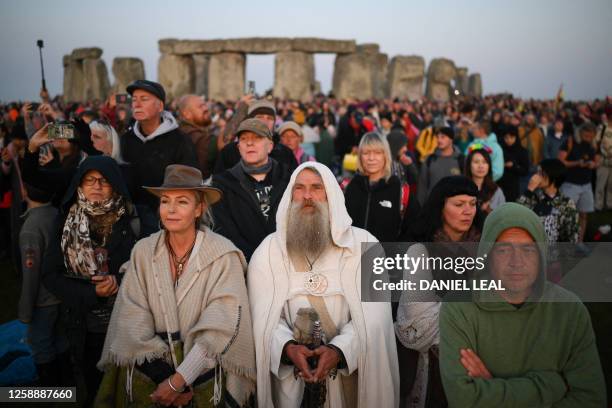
top-left (42, 155), bottom-right (138, 407)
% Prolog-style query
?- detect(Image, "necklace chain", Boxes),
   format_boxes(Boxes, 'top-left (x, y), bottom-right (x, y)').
top-left (166, 233), bottom-right (197, 286)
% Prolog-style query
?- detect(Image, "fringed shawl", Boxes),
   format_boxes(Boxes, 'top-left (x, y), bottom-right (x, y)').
top-left (98, 228), bottom-right (256, 405)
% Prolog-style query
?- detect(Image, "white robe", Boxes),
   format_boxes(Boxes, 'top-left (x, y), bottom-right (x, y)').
top-left (248, 162), bottom-right (399, 408)
top-left (270, 248), bottom-right (359, 408)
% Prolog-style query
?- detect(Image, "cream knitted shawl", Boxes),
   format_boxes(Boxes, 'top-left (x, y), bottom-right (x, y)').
top-left (98, 228), bottom-right (256, 405)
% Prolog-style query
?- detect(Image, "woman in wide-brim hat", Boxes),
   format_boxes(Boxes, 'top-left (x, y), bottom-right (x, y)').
top-left (96, 164), bottom-right (256, 408)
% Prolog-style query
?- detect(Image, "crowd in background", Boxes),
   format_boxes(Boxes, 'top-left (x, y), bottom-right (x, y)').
top-left (0, 83), bottom-right (611, 406)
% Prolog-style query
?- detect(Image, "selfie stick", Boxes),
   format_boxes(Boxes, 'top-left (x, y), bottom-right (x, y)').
top-left (37, 40), bottom-right (47, 91)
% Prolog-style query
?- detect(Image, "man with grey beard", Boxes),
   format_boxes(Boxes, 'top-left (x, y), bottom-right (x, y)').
top-left (248, 162), bottom-right (399, 408)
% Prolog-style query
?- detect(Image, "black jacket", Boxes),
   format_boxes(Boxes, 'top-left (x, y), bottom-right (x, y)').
top-left (212, 159), bottom-right (290, 261)
top-left (498, 141), bottom-right (529, 202)
top-left (42, 156), bottom-right (138, 337)
top-left (344, 174), bottom-right (418, 242)
top-left (120, 123), bottom-right (198, 211)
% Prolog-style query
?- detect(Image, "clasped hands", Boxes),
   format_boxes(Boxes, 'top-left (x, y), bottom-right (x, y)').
top-left (285, 343), bottom-right (340, 383)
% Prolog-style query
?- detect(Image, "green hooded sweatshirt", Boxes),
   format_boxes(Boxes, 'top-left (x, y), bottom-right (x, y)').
top-left (439, 203), bottom-right (606, 407)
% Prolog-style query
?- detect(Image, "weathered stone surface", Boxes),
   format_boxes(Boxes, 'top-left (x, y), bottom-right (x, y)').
top-left (273, 52), bottom-right (315, 101)
top-left (112, 58), bottom-right (145, 93)
top-left (455, 67), bottom-right (469, 95)
top-left (63, 57), bottom-right (84, 102)
top-left (159, 38), bottom-right (179, 54)
top-left (291, 38), bottom-right (356, 54)
top-left (468, 73), bottom-right (482, 97)
top-left (225, 38), bottom-right (292, 54)
top-left (71, 47), bottom-right (102, 60)
top-left (208, 53), bottom-right (245, 101)
top-left (387, 56), bottom-right (425, 100)
top-left (332, 51), bottom-right (388, 100)
top-left (426, 58), bottom-right (456, 101)
top-left (159, 37), bottom-right (356, 55)
top-left (372, 53), bottom-right (388, 99)
top-left (82, 58), bottom-right (110, 101)
top-left (193, 54), bottom-right (210, 97)
top-left (356, 43), bottom-right (380, 54)
top-left (158, 54), bottom-right (195, 101)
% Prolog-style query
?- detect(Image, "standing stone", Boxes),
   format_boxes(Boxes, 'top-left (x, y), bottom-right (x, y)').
top-left (332, 49), bottom-right (388, 100)
top-left (158, 54), bottom-right (195, 101)
top-left (112, 58), bottom-right (145, 94)
top-left (387, 56), bottom-right (425, 101)
top-left (372, 53), bottom-right (388, 99)
top-left (455, 67), bottom-right (469, 95)
top-left (426, 58), bottom-right (456, 101)
top-left (333, 53), bottom-right (372, 100)
top-left (63, 55), bottom-right (84, 102)
top-left (82, 58), bottom-right (110, 101)
top-left (193, 55), bottom-right (210, 97)
top-left (468, 73), bottom-right (483, 97)
top-left (208, 53), bottom-right (245, 101)
top-left (273, 51), bottom-right (315, 101)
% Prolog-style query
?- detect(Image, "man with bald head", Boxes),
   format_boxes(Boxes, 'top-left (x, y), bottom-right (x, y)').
top-left (178, 95), bottom-right (215, 179)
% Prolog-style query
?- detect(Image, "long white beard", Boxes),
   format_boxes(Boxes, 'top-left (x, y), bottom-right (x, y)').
top-left (286, 200), bottom-right (332, 260)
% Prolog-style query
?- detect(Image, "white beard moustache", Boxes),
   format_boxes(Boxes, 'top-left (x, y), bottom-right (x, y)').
top-left (286, 199), bottom-right (332, 260)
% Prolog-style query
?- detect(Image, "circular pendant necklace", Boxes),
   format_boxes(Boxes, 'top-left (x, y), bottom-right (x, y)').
top-left (303, 252), bottom-right (328, 295)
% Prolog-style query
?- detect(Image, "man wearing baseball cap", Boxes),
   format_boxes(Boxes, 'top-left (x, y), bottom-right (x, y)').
top-left (214, 96), bottom-right (297, 173)
top-left (212, 118), bottom-right (290, 261)
top-left (121, 80), bottom-right (198, 237)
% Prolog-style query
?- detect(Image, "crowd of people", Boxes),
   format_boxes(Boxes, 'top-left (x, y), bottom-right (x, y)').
top-left (0, 80), bottom-right (610, 407)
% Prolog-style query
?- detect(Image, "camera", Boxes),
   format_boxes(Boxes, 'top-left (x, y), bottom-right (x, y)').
top-left (48, 123), bottom-right (75, 140)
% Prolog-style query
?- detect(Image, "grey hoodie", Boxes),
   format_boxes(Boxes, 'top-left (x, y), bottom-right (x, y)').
top-left (132, 111), bottom-right (179, 143)
top-left (417, 146), bottom-right (464, 204)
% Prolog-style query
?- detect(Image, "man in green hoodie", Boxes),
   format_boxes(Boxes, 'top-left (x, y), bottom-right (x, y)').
top-left (439, 202), bottom-right (606, 407)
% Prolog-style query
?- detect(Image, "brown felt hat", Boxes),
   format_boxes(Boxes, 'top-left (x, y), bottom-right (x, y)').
top-left (144, 165), bottom-right (222, 205)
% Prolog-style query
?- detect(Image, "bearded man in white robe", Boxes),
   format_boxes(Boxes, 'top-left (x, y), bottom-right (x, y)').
top-left (248, 162), bottom-right (399, 408)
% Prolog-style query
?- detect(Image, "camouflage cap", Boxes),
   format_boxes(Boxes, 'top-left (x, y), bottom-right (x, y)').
top-left (236, 118), bottom-right (273, 140)
top-left (247, 99), bottom-right (276, 118)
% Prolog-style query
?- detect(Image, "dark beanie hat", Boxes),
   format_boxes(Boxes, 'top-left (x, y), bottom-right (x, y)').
top-left (387, 130), bottom-right (407, 159)
top-left (429, 175), bottom-right (478, 202)
top-left (436, 126), bottom-right (455, 140)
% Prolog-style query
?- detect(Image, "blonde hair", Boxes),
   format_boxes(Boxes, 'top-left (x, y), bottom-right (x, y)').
top-left (193, 191), bottom-right (214, 230)
top-left (357, 132), bottom-right (392, 180)
top-left (89, 120), bottom-right (125, 164)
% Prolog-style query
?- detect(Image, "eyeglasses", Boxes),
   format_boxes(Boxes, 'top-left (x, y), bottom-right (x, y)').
top-left (82, 175), bottom-right (111, 187)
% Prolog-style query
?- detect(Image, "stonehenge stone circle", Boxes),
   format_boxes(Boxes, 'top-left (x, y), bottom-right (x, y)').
top-left (64, 38), bottom-right (484, 102)
top-left (388, 56), bottom-right (425, 100)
